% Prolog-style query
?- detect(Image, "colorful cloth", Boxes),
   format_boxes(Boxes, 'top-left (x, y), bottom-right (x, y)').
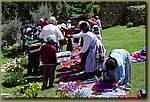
top-left (130, 47), bottom-right (146, 62)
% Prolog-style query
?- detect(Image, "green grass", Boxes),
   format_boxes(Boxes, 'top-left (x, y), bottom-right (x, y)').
top-left (1, 25), bottom-right (146, 98)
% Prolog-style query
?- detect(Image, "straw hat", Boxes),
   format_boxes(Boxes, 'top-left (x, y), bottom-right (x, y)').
top-left (48, 16), bottom-right (57, 25)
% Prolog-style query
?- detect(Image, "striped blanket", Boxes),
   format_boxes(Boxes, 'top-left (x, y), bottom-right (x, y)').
top-left (130, 47), bottom-right (146, 62)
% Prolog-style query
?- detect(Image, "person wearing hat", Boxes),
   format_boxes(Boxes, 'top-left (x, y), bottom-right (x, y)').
top-left (88, 17), bottom-right (102, 41)
top-left (39, 35), bottom-right (57, 90)
top-left (68, 21), bottom-right (106, 78)
top-left (95, 15), bottom-right (102, 35)
top-left (24, 27), bottom-right (40, 75)
top-left (39, 16), bottom-right (64, 52)
top-left (103, 49), bottom-right (132, 88)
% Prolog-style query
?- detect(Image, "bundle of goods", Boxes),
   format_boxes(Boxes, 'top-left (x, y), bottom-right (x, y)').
top-left (56, 51), bottom-right (71, 63)
top-left (28, 42), bottom-right (41, 53)
top-left (130, 47), bottom-right (146, 62)
top-left (60, 45), bottom-right (82, 67)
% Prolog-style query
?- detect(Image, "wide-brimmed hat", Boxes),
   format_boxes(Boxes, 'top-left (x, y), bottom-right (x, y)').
top-left (48, 16), bottom-right (57, 25)
top-left (88, 18), bottom-right (96, 25)
top-left (26, 27), bottom-right (33, 34)
top-left (67, 20), bottom-right (71, 23)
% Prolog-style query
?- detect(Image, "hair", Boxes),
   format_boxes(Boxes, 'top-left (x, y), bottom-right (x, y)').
top-left (106, 57), bottom-right (117, 70)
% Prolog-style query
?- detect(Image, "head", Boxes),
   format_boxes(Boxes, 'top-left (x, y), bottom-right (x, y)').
top-left (48, 16), bottom-right (57, 25)
top-left (95, 16), bottom-right (99, 19)
top-left (78, 21), bottom-right (90, 33)
top-left (60, 23), bottom-right (68, 30)
top-left (67, 20), bottom-right (71, 23)
top-left (88, 18), bottom-right (96, 26)
top-left (106, 57), bottom-right (117, 70)
top-left (47, 35), bottom-right (56, 45)
top-left (26, 27), bottom-right (33, 36)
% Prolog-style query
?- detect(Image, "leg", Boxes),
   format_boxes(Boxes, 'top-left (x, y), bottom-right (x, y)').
top-left (42, 65), bottom-right (49, 89)
top-left (27, 54), bottom-right (34, 74)
top-left (48, 66), bottom-right (56, 87)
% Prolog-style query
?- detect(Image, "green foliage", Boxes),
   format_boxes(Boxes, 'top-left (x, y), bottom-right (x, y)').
top-left (127, 22), bottom-right (134, 28)
top-left (30, 3), bottom-right (53, 24)
top-left (2, 71), bottom-right (25, 88)
top-left (2, 47), bottom-right (11, 53)
top-left (15, 82), bottom-right (42, 98)
top-left (93, 5), bottom-right (100, 14)
top-left (85, 3), bottom-right (93, 14)
top-left (2, 17), bottom-right (22, 43)
top-left (20, 57), bottom-right (28, 68)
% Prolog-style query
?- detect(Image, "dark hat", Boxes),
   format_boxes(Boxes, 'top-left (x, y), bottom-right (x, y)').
top-left (78, 21), bottom-right (90, 30)
top-left (106, 57), bottom-right (117, 70)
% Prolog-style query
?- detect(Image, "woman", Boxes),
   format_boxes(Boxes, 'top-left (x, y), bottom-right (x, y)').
top-left (103, 49), bottom-right (132, 88)
top-left (68, 21), bottom-right (106, 77)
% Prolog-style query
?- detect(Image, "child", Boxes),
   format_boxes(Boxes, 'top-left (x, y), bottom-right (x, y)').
top-left (39, 35), bottom-right (57, 90)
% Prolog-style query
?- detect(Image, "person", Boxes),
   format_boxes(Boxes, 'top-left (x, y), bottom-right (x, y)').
top-left (40, 18), bottom-right (49, 29)
top-left (95, 15), bottom-right (103, 35)
top-left (24, 27), bottom-right (40, 75)
top-left (103, 49), bottom-right (132, 88)
top-left (39, 16), bottom-right (64, 52)
top-left (39, 35), bottom-right (57, 90)
top-left (68, 21), bottom-right (106, 77)
top-left (20, 20), bottom-right (35, 54)
top-left (88, 17), bottom-right (102, 41)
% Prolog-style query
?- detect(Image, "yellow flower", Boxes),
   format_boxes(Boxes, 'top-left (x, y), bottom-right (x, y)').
top-left (16, 86), bottom-right (20, 89)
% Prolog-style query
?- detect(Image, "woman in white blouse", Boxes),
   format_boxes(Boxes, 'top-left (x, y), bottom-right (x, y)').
top-left (68, 21), bottom-right (106, 76)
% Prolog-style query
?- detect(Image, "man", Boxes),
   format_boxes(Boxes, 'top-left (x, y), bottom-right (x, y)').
top-left (103, 49), bottom-right (132, 88)
top-left (24, 27), bottom-right (40, 75)
top-left (39, 16), bottom-right (64, 51)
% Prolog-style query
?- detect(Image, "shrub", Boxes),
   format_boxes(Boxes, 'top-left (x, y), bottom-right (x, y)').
top-left (2, 47), bottom-right (11, 53)
top-left (127, 22), bottom-right (134, 28)
top-left (2, 17), bottom-right (22, 45)
top-left (15, 82), bottom-right (42, 98)
top-left (30, 3), bottom-right (53, 24)
top-left (20, 57), bottom-right (28, 68)
top-left (2, 71), bottom-right (25, 87)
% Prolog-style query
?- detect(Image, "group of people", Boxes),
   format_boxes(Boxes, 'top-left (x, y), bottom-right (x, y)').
top-left (20, 15), bottom-right (132, 90)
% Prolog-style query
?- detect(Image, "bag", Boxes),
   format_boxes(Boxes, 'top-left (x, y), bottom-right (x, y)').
top-left (56, 51), bottom-right (71, 63)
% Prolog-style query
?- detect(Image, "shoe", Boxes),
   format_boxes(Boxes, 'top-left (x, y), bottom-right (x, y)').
top-left (41, 86), bottom-right (47, 91)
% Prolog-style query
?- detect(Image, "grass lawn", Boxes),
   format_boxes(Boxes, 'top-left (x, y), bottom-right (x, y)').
top-left (1, 25), bottom-right (146, 98)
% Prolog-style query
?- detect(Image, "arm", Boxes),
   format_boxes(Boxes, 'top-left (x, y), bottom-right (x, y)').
top-left (81, 35), bottom-right (91, 53)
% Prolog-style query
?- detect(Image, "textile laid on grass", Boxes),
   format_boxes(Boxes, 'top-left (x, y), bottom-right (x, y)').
top-left (56, 79), bottom-right (134, 98)
top-left (130, 47), bottom-right (146, 62)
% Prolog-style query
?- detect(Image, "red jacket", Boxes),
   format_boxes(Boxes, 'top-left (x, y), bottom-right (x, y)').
top-left (39, 43), bottom-right (57, 65)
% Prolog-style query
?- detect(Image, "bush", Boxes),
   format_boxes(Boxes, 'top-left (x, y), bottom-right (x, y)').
top-left (30, 3), bottom-right (53, 24)
top-left (2, 71), bottom-right (25, 87)
top-left (2, 47), bottom-right (11, 53)
top-left (2, 17), bottom-right (22, 45)
top-left (20, 57), bottom-right (28, 68)
top-left (127, 22), bottom-right (134, 28)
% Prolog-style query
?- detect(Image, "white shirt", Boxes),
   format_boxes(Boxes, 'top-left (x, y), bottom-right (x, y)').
top-left (39, 24), bottom-right (64, 43)
top-left (73, 31), bottom-right (97, 53)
